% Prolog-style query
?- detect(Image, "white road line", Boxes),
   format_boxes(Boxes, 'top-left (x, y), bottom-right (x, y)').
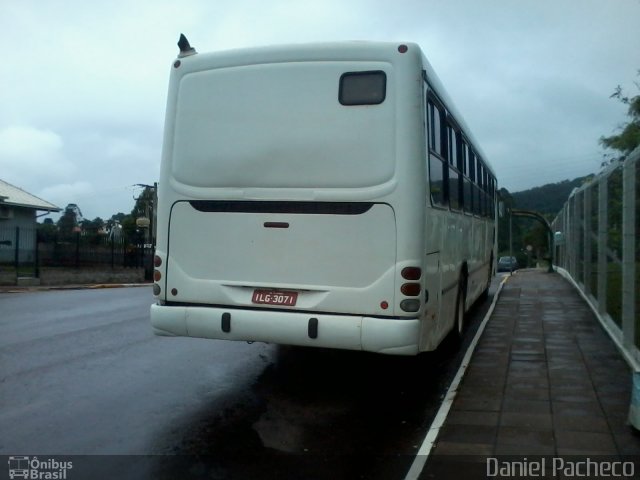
top-left (403, 275), bottom-right (509, 480)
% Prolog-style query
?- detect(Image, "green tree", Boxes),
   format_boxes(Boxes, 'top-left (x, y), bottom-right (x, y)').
top-left (37, 218), bottom-right (58, 243)
top-left (82, 217), bottom-right (106, 245)
top-left (57, 208), bottom-right (78, 238)
top-left (106, 212), bottom-right (129, 237)
top-left (497, 188), bottom-right (515, 254)
top-left (600, 73), bottom-right (640, 160)
top-left (131, 186), bottom-right (155, 219)
top-left (522, 221), bottom-right (550, 265)
top-left (104, 185), bottom-right (156, 241)
top-left (82, 217), bottom-right (105, 233)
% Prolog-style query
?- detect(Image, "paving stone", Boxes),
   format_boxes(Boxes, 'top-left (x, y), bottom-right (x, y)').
top-left (493, 443), bottom-right (556, 456)
top-left (599, 400), bottom-right (631, 417)
top-left (454, 394), bottom-right (503, 412)
top-left (551, 392), bottom-right (599, 403)
top-left (500, 412), bottom-right (553, 430)
top-left (606, 413), bottom-right (636, 434)
top-left (555, 448), bottom-right (620, 456)
top-left (496, 426), bottom-right (555, 448)
top-left (463, 376), bottom-right (506, 389)
top-left (548, 377), bottom-right (593, 390)
top-left (502, 398), bottom-right (551, 414)
top-left (438, 424), bottom-right (497, 445)
top-left (507, 378), bottom-right (550, 390)
top-left (447, 410), bottom-right (500, 427)
top-left (613, 431), bottom-right (640, 455)
top-left (510, 353), bottom-right (546, 362)
top-left (552, 400), bottom-right (605, 417)
top-left (504, 386), bottom-right (550, 401)
top-left (550, 384), bottom-right (596, 395)
top-left (554, 430), bottom-right (617, 454)
top-left (553, 413), bottom-right (610, 433)
top-left (432, 440), bottom-right (494, 456)
top-left (423, 457), bottom-right (490, 480)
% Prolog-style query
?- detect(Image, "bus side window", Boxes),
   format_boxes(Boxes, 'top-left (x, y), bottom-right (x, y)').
top-left (427, 99), bottom-right (447, 206)
top-left (447, 124), bottom-right (461, 211)
top-left (429, 156), bottom-right (445, 205)
top-left (448, 167), bottom-right (460, 210)
top-left (469, 151), bottom-right (478, 216)
top-left (478, 161), bottom-right (488, 217)
top-left (462, 141), bottom-right (472, 214)
top-left (484, 168), bottom-right (490, 217)
top-left (428, 101), bottom-right (444, 156)
top-left (491, 177), bottom-right (497, 215)
top-left (477, 161), bottom-right (485, 217)
top-left (489, 175), bottom-right (495, 217)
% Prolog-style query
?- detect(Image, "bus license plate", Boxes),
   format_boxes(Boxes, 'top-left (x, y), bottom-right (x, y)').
top-left (252, 290), bottom-right (298, 306)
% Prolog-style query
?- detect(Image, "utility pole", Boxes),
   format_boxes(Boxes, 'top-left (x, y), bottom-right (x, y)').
top-left (509, 210), bottom-right (513, 275)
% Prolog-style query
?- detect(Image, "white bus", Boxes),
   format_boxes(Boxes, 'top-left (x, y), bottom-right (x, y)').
top-left (150, 39), bottom-right (497, 355)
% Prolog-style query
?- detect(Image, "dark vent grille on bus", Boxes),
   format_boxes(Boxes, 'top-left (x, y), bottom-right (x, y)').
top-left (188, 201), bottom-right (375, 215)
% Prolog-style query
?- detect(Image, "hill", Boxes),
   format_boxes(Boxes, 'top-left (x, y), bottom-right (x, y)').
top-left (510, 175), bottom-right (592, 216)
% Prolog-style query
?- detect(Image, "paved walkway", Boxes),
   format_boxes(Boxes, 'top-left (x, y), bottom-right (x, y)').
top-left (421, 269), bottom-right (640, 478)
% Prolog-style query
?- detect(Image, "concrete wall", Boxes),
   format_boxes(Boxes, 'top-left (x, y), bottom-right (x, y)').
top-left (0, 267), bottom-right (146, 286)
top-left (40, 267), bottom-right (146, 286)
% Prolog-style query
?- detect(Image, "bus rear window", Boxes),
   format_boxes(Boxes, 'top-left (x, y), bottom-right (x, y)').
top-left (339, 71), bottom-right (386, 105)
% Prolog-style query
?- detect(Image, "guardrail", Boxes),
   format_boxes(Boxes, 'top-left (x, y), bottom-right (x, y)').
top-left (551, 146), bottom-right (639, 426)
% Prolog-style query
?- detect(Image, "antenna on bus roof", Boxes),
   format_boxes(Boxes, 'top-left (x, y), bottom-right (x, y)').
top-left (177, 34), bottom-right (197, 58)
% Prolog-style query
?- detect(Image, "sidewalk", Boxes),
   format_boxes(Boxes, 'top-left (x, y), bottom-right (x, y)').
top-left (422, 269), bottom-right (640, 477)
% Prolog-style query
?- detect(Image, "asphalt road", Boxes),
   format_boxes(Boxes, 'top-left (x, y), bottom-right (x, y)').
top-left (0, 279), bottom-right (500, 479)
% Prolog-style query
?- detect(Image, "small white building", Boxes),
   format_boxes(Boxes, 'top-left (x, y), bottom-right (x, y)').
top-left (0, 178), bottom-right (60, 264)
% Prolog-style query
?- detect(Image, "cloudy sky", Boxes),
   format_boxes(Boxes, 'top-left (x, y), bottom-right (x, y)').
top-left (1, 0), bottom-right (639, 221)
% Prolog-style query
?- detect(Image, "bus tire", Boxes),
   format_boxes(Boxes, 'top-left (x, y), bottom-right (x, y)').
top-left (480, 253), bottom-right (493, 301)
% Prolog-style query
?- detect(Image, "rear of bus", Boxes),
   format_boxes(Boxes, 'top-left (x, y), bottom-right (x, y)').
top-left (150, 42), bottom-right (427, 355)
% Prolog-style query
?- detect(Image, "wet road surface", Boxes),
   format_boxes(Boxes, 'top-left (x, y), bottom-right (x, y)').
top-left (0, 280), bottom-right (500, 479)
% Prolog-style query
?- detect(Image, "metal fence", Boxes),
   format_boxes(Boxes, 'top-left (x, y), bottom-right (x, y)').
top-left (0, 226), bottom-right (152, 280)
top-left (552, 146), bottom-right (639, 368)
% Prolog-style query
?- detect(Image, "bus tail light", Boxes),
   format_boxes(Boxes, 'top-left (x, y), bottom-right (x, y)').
top-left (401, 267), bottom-right (421, 280)
top-left (154, 270), bottom-right (162, 282)
top-left (154, 255), bottom-right (162, 267)
top-left (400, 266), bottom-right (422, 311)
top-left (400, 299), bottom-right (420, 312)
top-left (401, 283), bottom-right (420, 296)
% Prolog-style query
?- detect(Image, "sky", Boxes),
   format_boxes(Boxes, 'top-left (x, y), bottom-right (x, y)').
top-left (1, 0), bottom-right (639, 222)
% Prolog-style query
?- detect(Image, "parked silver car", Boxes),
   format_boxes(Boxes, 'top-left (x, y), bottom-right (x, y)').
top-left (497, 256), bottom-right (519, 272)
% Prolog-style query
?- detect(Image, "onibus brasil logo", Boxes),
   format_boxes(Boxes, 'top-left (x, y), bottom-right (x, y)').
top-left (8, 456), bottom-right (72, 479)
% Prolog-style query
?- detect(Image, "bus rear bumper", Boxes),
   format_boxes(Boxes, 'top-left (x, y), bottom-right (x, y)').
top-left (150, 304), bottom-right (420, 355)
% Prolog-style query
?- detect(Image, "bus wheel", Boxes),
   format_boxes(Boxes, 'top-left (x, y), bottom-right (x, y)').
top-left (480, 254), bottom-right (493, 301)
top-left (454, 280), bottom-right (466, 339)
